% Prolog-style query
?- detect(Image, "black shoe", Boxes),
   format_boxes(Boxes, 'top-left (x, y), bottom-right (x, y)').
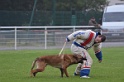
top-left (73, 72), bottom-right (79, 76)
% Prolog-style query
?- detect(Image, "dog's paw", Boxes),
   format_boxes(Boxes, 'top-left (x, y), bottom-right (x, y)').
top-left (30, 72), bottom-right (36, 77)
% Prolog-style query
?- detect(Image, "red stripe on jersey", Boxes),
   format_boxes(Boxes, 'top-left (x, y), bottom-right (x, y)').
top-left (81, 32), bottom-right (94, 46)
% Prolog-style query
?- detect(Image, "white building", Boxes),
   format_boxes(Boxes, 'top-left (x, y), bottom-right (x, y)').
top-left (108, 0), bottom-right (124, 5)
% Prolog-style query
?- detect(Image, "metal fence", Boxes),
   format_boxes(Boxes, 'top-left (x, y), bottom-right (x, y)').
top-left (0, 26), bottom-right (124, 50)
top-left (0, 11), bottom-right (102, 26)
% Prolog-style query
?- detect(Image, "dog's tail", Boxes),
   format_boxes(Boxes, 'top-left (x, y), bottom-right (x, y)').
top-left (31, 58), bottom-right (39, 70)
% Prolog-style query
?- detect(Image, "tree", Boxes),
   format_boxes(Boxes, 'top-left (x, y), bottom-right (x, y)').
top-left (0, 0), bottom-right (109, 11)
top-left (54, 0), bottom-right (109, 11)
top-left (0, 0), bottom-right (34, 11)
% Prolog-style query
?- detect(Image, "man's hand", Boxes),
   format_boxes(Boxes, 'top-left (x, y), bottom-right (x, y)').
top-left (66, 37), bottom-right (70, 42)
top-left (97, 24), bottom-right (101, 27)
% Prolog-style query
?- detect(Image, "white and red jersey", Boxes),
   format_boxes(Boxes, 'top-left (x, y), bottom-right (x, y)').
top-left (67, 30), bottom-right (101, 51)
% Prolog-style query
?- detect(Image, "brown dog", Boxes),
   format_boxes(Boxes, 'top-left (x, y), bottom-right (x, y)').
top-left (30, 54), bottom-right (86, 77)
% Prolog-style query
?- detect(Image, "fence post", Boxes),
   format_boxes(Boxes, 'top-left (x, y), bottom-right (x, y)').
top-left (52, 0), bottom-right (56, 25)
top-left (73, 26), bottom-right (75, 32)
top-left (15, 27), bottom-right (17, 50)
top-left (29, 0), bottom-right (38, 26)
top-left (45, 27), bottom-right (47, 49)
top-left (71, 8), bottom-right (76, 26)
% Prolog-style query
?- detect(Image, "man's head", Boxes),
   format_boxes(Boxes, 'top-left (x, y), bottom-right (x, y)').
top-left (95, 35), bottom-right (106, 43)
top-left (91, 17), bottom-right (95, 21)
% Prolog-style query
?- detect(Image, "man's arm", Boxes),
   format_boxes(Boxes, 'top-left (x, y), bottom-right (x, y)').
top-left (93, 43), bottom-right (102, 63)
top-left (89, 20), bottom-right (101, 28)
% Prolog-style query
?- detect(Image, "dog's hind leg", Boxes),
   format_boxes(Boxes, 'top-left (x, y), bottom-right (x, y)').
top-left (31, 69), bottom-right (41, 77)
top-left (30, 58), bottom-right (38, 77)
top-left (31, 61), bottom-right (46, 77)
top-left (31, 68), bottom-right (45, 77)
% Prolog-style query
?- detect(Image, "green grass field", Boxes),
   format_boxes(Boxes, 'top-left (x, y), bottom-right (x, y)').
top-left (0, 47), bottom-right (124, 82)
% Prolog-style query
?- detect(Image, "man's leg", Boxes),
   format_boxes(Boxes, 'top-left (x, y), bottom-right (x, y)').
top-left (71, 44), bottom-right (83, 75)
top-left (74, 63), bottom-right (82, 75)
top-left (80, 50), bottom-right (93, 78)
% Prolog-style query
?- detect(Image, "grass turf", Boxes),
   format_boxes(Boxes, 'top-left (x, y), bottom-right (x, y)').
top-left (0, 47), bottom-right (124, 82)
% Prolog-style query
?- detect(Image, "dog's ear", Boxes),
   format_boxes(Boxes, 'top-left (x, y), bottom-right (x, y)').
top-left (73, 54), bottom-right (82, 61)
top-left (73, 54), bottom-right (82, 59)
top-left (77, 55), bottom-right (83, 59)
top-left (73, 54), bottom-right (83, 63)
top-left (73, 54), bottom-right (87, 63)
top-left (73, 54), bottom-right (87, 60)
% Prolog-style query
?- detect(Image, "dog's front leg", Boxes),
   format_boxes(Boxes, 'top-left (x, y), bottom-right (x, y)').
top-left (59, 68), bottom-right (64, 77)
top-left (63, 68), bottom-right (69, 77)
